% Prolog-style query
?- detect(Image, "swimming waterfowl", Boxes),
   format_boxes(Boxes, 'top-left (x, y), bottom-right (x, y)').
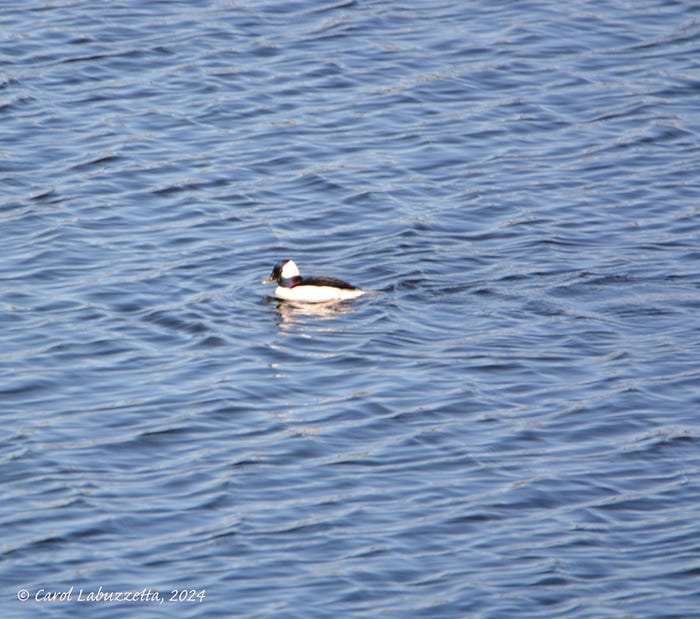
top-left (263, 259), bottom-right (366, 303)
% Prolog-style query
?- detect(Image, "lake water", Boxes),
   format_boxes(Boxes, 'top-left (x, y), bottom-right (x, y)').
top-left (2, 1), bottom-right (700, 617)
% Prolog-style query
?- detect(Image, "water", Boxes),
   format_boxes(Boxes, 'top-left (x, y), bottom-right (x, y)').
top-left (2, 1), bottom-right (700, 617)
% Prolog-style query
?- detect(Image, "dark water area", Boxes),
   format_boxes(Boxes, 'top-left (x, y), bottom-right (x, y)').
top-left (2, 1), bottom-right (700, 617)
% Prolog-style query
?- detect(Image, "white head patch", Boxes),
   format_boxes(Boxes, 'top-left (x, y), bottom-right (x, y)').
top-left (281, 260), bottom-right (300, 279)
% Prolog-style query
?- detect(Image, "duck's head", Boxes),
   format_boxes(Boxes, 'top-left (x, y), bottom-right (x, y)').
top-left (263, 259), bottom-right (301, 287)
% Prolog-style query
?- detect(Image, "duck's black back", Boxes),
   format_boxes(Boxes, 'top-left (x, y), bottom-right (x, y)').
top-left (300, 276), bottom-right (359, 290)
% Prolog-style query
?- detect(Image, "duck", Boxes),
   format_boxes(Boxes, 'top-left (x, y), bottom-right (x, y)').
top-left (263, 259), bottom-right (366, 303)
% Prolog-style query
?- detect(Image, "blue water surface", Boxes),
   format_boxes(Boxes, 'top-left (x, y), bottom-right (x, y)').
top-left (2, 1), bottom-right (700, 617)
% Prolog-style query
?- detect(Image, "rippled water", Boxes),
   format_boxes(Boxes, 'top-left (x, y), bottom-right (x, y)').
top-left (2, 1), bottom-right (700, 617)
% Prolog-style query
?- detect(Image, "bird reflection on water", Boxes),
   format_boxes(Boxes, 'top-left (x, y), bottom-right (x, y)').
top-left (265, 296), bottom-right (357, 324)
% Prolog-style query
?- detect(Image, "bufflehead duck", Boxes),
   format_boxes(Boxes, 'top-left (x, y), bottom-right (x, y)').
top-left (263, 259), bottom-right (366, 303)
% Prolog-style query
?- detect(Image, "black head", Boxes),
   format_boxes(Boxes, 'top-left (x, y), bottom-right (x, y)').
top-left (263, 259), bottom-right (300, 286)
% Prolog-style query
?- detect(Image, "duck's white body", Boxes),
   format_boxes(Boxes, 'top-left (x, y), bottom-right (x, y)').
top-left (273, 283), bottom-right (365, 303)
top-left (263, 259), bottom-right (366, 303)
